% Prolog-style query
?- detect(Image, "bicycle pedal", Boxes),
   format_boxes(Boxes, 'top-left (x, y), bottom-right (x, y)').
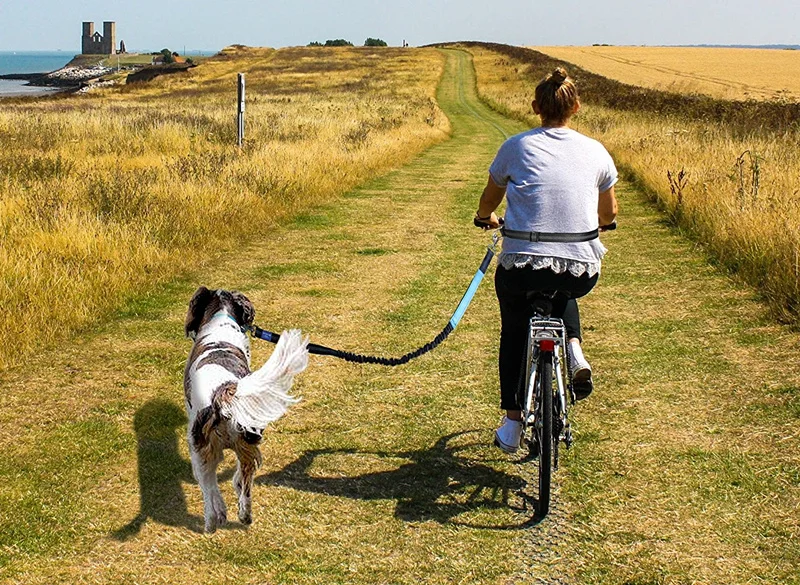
top-left (525, 437), bottom-right (540, 458)
top-left (563, 431), bottom-right (574, 449)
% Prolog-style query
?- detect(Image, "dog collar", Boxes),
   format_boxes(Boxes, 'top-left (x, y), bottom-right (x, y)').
top-left (211, 310), bottom-right (248, 334)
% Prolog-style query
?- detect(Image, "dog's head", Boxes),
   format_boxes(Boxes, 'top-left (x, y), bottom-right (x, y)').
top-left (184, 286), bottom-right (256, 339)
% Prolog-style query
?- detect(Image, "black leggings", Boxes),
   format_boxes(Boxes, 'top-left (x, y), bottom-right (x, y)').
top-left (495, 265), bottom-right (598, 411)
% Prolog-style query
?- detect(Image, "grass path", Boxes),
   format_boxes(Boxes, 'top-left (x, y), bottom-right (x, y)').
top-left (1, 49), bottom-right (799, 585)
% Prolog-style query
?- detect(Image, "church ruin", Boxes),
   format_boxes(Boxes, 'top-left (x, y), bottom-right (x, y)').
top-left (81, 21), bottom-right (122, 55)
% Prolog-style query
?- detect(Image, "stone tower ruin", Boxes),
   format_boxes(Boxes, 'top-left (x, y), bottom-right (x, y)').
top-left (81, 21), bottom-right (116, 55)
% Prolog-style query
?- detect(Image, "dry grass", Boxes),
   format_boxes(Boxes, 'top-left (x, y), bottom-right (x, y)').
top-left (0, 46), bottom-right (449, 370)
top-left (534, 45), bottom-right (800, 101)
top-left (459, 43), bottom-right (800, 322)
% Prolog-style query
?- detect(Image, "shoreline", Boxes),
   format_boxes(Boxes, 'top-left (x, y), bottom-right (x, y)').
top-left (0, 71), bottom-right (79, 88)
top-left (0, 55), bottom-right (114, 95)
top-left (0, 79), bottom-right (67, 98)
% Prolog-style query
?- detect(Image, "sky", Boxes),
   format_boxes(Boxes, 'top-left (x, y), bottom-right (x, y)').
top-left (0, 0), bottom-right (798, 52)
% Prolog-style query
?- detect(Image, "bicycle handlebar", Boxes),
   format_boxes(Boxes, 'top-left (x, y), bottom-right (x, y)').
top-left (474, 217), bottom-right (618, 232)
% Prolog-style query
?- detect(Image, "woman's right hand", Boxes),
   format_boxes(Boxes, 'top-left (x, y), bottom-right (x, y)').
top-left (473, 212), bottom-right (502, 230)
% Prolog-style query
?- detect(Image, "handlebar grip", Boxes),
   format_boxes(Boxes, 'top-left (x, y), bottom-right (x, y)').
top-left (473, 216), bottom-right (505, 229)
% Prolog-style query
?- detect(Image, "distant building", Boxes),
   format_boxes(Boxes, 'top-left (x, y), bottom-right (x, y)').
top-left (152, 52), bottom-right (185, 65)
top-left (81, 21), bottom-right (116, 55)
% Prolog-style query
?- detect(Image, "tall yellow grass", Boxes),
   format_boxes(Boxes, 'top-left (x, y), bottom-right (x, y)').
top-left (534, 45), bottom-right (800, 101)
top-left (0, 46), bottom-right (449, 369)
top-left (463, 45), bottom-right (800, 321)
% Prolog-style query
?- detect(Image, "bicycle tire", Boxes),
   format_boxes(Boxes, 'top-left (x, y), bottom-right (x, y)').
top-left (537, 353), bottom-right (553, 518)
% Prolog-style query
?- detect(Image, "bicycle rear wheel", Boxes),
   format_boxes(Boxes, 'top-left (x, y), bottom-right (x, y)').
top-left (536, 354), bottom-right (553, 518)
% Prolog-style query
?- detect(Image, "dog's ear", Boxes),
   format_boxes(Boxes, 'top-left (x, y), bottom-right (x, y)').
top-left (230, 291), bottom-right (255, 328)
top-left (185, 286), bottom-right (213, 338)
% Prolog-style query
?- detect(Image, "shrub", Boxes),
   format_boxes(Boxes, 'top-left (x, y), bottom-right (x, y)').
top-left (324, 39), bottom-right (353, 47)
top-left (364, 38), bottom-right (388, 47)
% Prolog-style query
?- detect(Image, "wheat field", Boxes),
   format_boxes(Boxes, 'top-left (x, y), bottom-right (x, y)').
top-left (535, 45), bottom-right (800, 101)
top-left (0, 46), bottom-right (449, 369)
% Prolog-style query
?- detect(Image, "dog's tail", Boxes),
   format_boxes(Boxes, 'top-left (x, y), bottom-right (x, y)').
top-left (220, 329), bottom-right (309, 433)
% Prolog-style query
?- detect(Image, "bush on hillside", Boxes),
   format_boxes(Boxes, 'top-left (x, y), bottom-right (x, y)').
top-left (364, 38), bottom-right (388, 47)
top-left (324, 39), bottom-right (353, 47)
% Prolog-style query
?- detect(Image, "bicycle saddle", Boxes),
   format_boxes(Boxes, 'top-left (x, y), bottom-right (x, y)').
top-left (525, 290), bottom-right (572, 317)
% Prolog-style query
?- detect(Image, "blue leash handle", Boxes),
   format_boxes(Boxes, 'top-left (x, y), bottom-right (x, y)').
top-left (449, 248), bottom-right (494, 330)
top-left (252, 246), bottom-right (496, 366)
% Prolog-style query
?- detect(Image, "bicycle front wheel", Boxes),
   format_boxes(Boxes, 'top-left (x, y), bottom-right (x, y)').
top-left (536, 354), bottom-right (553, 518)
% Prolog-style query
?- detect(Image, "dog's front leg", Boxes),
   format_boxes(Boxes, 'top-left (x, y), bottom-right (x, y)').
top-left (233, 440), bottom-right (263, 525)
top-left (190, 445), bottom-right (227, 533)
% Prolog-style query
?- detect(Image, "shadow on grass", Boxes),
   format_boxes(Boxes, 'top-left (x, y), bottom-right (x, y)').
top-left (111, 399), bottom-right (204, 539)
top-left (259, 430), bottom-right (541, 529)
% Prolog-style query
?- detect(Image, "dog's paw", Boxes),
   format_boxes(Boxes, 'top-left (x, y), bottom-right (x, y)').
top-left (204, 495), bottom-right (228, 533)
top-left (238, 502), bottom-right (253, 525)
top-left (204, 517), bottom-right (218, 534)
top-left (205, 510), bottom-right (228, 533)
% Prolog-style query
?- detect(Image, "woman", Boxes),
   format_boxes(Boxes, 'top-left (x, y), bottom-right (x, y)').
top-left (475, 67), bottom-right (618, 453)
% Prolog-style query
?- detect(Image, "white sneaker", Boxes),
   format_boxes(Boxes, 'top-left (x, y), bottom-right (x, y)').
top-left (569, 341), bottom-right (593, 400)
top-left (494, 416), bottom-right (523, 453)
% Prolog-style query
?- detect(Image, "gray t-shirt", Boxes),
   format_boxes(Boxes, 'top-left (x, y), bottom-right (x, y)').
top-left (489, 127), bottom-right (617, 270)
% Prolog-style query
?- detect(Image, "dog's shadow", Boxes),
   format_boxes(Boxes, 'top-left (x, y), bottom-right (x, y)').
top-left (258, 431), bottom-right (532, 529)
top-left (111, 399), bottom-right (243, 539)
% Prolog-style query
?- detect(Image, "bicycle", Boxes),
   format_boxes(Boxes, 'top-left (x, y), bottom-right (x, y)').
top-left (475, 215), bottom-right (616, 519)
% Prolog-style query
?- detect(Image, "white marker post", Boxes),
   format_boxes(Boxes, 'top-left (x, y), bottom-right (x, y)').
top-left (237, 73), bottom-right (245, 147)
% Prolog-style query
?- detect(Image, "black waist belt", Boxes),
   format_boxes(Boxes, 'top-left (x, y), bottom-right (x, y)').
top-left (500, 226), bottom-right (599, 243)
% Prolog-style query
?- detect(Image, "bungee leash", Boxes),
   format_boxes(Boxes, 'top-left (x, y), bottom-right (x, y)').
top-left (250, 219), bottom-right (615, 365)
top-left (250, 232), bottom-right (501, 366)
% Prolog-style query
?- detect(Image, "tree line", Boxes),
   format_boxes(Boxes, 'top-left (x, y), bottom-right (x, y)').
top-left (308, 38), bottom-right (388, 47)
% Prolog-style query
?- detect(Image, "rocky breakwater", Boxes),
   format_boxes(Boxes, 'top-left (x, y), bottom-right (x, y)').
top-left (0, 61), bottom-right (113, 91)
top-left (34, 64), bottom-right (113, 88)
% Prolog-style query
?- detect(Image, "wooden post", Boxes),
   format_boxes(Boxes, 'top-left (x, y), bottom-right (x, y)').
top-left (237, 73), bottom-right (245, 147)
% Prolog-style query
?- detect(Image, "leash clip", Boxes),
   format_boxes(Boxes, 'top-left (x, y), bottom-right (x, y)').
top-left (490, 229), bottom-right (501, 254)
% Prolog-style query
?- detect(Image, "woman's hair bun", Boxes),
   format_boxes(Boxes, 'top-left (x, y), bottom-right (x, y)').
top-left (550, 67), bottom-right (568, 84)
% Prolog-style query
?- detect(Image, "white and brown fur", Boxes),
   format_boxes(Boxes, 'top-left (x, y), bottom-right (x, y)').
top-left (183, 286), bottom-right (308, 533)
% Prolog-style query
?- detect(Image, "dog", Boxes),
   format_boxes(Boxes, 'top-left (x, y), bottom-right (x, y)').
top-left (183, 286), bottom-right (308, 533)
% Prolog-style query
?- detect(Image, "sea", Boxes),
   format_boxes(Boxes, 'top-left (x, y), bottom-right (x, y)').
top-left (0, 51), bottom-right (74, 97)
